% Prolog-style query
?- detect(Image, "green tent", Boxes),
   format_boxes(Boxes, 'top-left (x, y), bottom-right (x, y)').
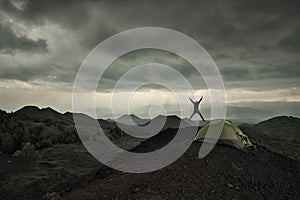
top-left (194, 119), bottom-right (253, 149)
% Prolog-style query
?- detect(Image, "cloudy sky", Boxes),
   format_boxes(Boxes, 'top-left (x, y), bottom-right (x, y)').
top-left (0, 0), bottom-right (299, 118)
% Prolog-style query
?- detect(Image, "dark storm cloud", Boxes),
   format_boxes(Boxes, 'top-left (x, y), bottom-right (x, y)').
top-left (96, 49), bottom-right (200, 91)
top-left (0, 63), bottom-right (75, 82)
top-left (0, 0), bottom-right (299, 92)
top-left (101, 49), bottom-right (196, 80)
top-left (0, 65), bottom-right (43, 81)
top-left (2, 0), bottom-right (300, 48)
top-left (233, 0), bottom-right (300, 18)
top-left (0, 0), bottom-right (117, 48)
top-left (220, 66), bottom-right (250, 80)
top-left (212, 63), bottom-right (300, 91)
top-left (279, 26), bottom-right (300, 52)
top-left (256, 64), bottom-right (300, 79)
top-left (0, 23), bottom-right (47, 53)
top-left (214, 54), bottom-right (233, 60)
top-left (0, 0), bottom-right (90, 28)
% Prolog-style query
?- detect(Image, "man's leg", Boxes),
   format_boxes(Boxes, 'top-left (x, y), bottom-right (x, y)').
top-left (189, 111), bottom-right (196, 120)
top-left (196, 111), bottom-right (205, 121)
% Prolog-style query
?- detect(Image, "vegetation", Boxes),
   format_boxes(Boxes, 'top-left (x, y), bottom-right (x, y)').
top-left (0, 109), bottom-right (79, 154)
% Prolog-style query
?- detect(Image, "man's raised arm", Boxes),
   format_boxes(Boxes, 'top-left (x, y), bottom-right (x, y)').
top-left (189, 97), bottom-right (194, 103)
top-left (199, 96), bottom-right (203, 102)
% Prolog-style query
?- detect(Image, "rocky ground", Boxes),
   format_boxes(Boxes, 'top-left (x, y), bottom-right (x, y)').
top-left (0, 134), bottom-right (145, 200)
top-left (0, 143), bottom-right (100, 200)
top-left (61, 128), bottom-right (300, 200)
top-left (0, 118), bottom-right (299, 199)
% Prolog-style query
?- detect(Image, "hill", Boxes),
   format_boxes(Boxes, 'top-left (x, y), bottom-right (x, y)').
top-left (0, 107), bottom-right (299, 199)
top-left (0, 108), bottom-right (79, 154)
top-left (115, 114), bottom-right (150, 125)
top-left (240, 116), bottom-right (300, 161)
top-left (15, 106), bottom-right (73, 125)
top-left (254, 116), bottom-right (300, 138)
top-left (61, 128), bottom-right (300, 199)
top-left (200, 106), bottom-right (275, 124)
top-left (148, 115), bottom-right (204, 131)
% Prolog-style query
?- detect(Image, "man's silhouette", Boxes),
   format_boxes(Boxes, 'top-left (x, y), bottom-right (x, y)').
top-left (189, 96), bottom-right (205, 121)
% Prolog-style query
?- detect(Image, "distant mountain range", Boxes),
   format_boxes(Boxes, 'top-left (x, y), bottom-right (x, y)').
top-left (120, 102), bottom-right (300, 124)
top-left (14, 105), bottom-right (95, 126)
top-left (1, 105), bottom-right (299, 160)
top-left (114, 114), bottom-right (149, 125)
top-left (10, 105), bottom-right (299, 126)
top-left (15, 105), bottom-right (73, 124)
top-left (228, 101), bottom-right (300, 117)
top-left (219, 106), bottom-right (275, 124)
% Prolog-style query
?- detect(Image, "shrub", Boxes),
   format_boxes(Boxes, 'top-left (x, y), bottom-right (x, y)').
top-left (22, 142), bottom-right (35, 151)
top-left (1, 134), bottom-right (17, 153)
top-left (41, 139), bottom-right (53, 148)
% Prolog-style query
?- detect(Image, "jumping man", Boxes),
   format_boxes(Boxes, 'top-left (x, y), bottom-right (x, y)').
top-left (189, 96), bottom-right (205, 121)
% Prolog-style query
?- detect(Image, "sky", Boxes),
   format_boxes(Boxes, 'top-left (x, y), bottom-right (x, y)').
top-left (0, 0), bottom-right (299, 118)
